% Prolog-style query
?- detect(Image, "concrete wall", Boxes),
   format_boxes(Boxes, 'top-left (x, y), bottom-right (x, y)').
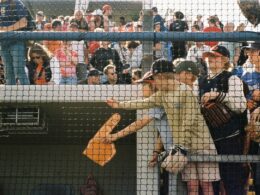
top-left (0, 85), bottom-right (142, 195)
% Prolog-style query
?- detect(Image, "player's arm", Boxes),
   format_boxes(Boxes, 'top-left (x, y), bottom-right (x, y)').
top-left (101, 115), bottom-right (153, 143)
top-left (107, 92), bottom-right (161, 110)
top-left (148, 136), bottom-right (164, 167)
top-left (0, 17), bottom-right (28, 31)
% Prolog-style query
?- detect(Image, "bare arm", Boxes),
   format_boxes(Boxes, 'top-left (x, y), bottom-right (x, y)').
top-left (101, 115), bottom-right (153, 143)
top-left (0, 17), bottom-right (28, 31)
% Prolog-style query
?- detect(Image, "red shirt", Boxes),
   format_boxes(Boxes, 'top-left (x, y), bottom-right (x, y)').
top-left (203, 26), bottom-right (222, 47)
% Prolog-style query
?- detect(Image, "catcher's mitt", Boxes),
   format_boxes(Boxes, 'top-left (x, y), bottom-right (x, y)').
top-left (159, 145), bottom-right (188, 174)
top-left (201, 102), bottom-right (234, 128)
top-left (245, 122), bottom-right (260, 142)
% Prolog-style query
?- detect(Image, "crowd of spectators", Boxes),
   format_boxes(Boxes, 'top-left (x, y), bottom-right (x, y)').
top-left (0, 3), bottom-right (252, 86)
top-left (1, 1), bottom-right (260, 194)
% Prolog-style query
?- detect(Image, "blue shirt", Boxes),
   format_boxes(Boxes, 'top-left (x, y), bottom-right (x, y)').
top-left (0, 0), bottom-right (28, 27)
top-left (148, 107), bottom-right (173, 150)
top-left (241, 71), bottom-right (260, 99)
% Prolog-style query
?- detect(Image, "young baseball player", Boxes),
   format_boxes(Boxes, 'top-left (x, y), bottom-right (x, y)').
top-left (200, 45), bottom-right (248, 195)
top-left (101, 70), bottom-right (186, 194)
top-left (106, 58), bottom-right (220, 195)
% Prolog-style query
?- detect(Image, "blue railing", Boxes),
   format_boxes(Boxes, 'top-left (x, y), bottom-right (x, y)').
top-left (0, 31), bottom-right (259, 42)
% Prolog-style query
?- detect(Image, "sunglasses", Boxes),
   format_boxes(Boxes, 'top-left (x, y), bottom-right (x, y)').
top-left (31, 56), bottom-right (41, 60)
top-left (109, 72), bottom-right (117, 76)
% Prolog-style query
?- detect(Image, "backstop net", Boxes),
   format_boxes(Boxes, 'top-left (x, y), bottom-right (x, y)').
top-left (0, 0), bottom-right (259, 195)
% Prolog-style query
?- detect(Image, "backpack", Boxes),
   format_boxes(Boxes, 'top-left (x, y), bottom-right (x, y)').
top-left (80, 173), bottom-right (99, 195)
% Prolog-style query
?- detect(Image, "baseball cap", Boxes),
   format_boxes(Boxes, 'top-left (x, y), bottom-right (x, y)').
top-left (151, 59), bottom-right (176, 75)
top-left (175, 61), bottom-right (200, 76)
top-left (135, 71), bottom-right (154, 84)
top-left (154, 21), bottom-right (161, 26)
top-left (241, 42), bottom-right (260, 50)
top-left (88, 69), bottom-right (103, 77)
top-left (203, 45), bottom-right (230, 59)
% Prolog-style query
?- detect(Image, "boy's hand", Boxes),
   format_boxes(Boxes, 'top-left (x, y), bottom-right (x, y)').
top-left (148, 152), bottom-right (159, 168)
top-left (99, 134), bottom-right (117, 144)
top-left (247, 99), bottom-right (257, 111)
top-left (201, 92), bottom-right (219, 104)
top-left (251, 107), bottom-right (260, 123)
top-left (107, 98), bottom-right (119, 108)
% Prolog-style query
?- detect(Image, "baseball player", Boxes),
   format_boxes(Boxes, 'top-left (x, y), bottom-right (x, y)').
top-left (200, 45), bottom-right (248, 195)
top-left (106, 58), bottom-right (220, 195)
top-left (101, 71), bottom-right (187, 194)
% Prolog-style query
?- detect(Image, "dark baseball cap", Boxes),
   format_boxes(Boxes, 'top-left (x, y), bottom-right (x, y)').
top-left (203, 45), bottom-right (230, 59)
top-left (135, 71), bottom-right (154, 84)
top-left (88, 69), bottom-right (103, 77)
top-left (175, 61), bottom-right (200, 76)
top-left (241, 42), bottom-right (260, 50)
top-left (151, 58), bottom-right (176, 75)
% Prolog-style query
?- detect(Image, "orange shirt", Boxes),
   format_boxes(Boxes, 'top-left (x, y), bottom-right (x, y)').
top-left (34, 63), bottom-right (47, 85)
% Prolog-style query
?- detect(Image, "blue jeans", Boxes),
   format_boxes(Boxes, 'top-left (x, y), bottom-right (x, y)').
top-left (59, 76), bottom-right (77, 85)
top-left (0, 41), bottom-right (29, 85)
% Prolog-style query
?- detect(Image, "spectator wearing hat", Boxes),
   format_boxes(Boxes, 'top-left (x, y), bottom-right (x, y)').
top-left (102, 4), bottom-right (113, 32)
top-left (107, 58), bottom-right (220, 195)
top-left (203, 16), bottom-right (222, 48)
top-left (175, 60), bottom-right (200, 89)
top-left (102, 70), bottom-right (187, 194)
top-left (169, 11), bottom-right (189, 60)
top-left (199, 45), bottom-right (248, 195)
top-left (151, 7), bottom-right (167, 32)
top-left (239, 41), bottom-right (260, 195)
top-left (86, 69), bottom-right (102, 85)
top-left (35, 11), bottom-right (46, 31)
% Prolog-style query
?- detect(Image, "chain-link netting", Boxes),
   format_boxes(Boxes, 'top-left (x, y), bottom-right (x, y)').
top-left (0, 0), bottom-right (260, 194)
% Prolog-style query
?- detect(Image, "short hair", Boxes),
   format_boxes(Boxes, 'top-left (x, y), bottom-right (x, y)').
top-left (174, 11), bottom-right (184, 20)
top-left (127, 41), bottom-right (140, 49)
top-left (51, 19), bottom-right (62, 29)
top-left (103, 64), bottom-right (116, 75)
top-left (192, 24), bottom-right (200, 31)
top-left (132, 68), bottom-right (142, 78)
top-left (151, 7), bottom-right (158, 13)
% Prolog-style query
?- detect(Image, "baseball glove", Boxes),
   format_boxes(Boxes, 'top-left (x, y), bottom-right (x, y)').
top-left (201, 101), bottom-right (234, 128)
top-left (245, 122), bottom-right (260, 142)
top-left (159, 145), bottom-right (188, 174)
